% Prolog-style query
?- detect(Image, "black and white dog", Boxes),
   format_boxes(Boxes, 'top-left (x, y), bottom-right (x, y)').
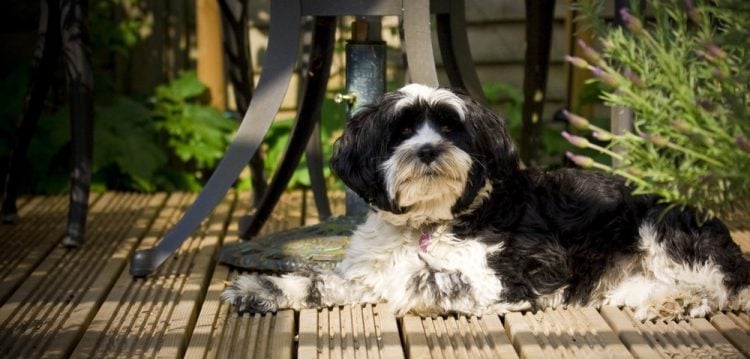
top-left (223, 84), bottom-right (750, 320)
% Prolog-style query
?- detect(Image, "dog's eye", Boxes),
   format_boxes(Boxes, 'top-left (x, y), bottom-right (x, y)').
top-left (401, 127), bottom-right (413, 136)
top-left (440, 125), bottom-right (453, 133)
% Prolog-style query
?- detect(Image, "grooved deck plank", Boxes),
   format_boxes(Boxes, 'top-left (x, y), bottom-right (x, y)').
top-left (0, 194), bottom-right (100, 305)
top-left (402, 315), bottom-right (430, 358)
top-left (300, 304), bottom-right (399, 359)
top-left (601, 305), bottom-right (742, 358)
top-left (298, 309), bottom-right (318, 358)
top-left (47, 193), bottom-right (166, 358)
top-left (710, 313), bottom-right (750, 357)
top-left (73, 191), bottom-right (233, 358)
top-left (0, 192), bottom-right (149, 358)
top-left (505, 308), bottom-right (631, 359)
top-left (480, 314), bottom-right (519, 358)
top-left (70, 193), bottom-right (192, 358)
top-left (270, 310), bottom-right (295, 359)
top-left (184, 190), bottom-right (250, 359)
top-left (0, 196), bottom-right (48, 239)
top-left (155, 192), bottom-right (236, 359)
top-left (186, 191), bottom-right (310, 359)
top-left (375, 304), bottom-right (404, 358)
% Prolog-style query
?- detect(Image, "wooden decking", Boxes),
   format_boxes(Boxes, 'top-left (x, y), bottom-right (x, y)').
top-left (1, 191), bottom-right (749, 358)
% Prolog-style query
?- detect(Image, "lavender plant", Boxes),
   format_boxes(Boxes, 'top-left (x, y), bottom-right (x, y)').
top-left (564, 0), bottom-right (750, 221)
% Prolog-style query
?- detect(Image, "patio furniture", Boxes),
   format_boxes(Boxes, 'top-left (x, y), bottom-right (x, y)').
top-left (2, 0), bottom-right (94, 248)
top-left (130, 0), bottom-right (491, 277)
top-left (219, 0), bottom-right (268, 207)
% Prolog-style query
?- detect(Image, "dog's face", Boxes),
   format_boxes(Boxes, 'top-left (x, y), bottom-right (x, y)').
top-left (331, 84), bottom-right (519, 226)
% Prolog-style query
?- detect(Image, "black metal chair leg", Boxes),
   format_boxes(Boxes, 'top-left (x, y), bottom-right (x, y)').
top-left (2, 0), bottom-right (61, 224)
top-left (520, 0), bottom-right (556, 166)
top-left (402, 0), bottom-right (439, 87)
top-left (130, 0), bottom-right (302, 277)
top-left (60, 0), bottom-right (94, 247)
top-left (238, 16), bottom-right (336, 239)
top-left (435, 0), bottom-right (486, 103)
top-left (219, 0), bottom-right (267, 208)
top-left (306, 121), bottom-right (332, 221)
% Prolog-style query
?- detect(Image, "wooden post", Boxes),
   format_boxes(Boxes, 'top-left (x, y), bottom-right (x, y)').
top-left (196, 0), bottom-right (226, 110)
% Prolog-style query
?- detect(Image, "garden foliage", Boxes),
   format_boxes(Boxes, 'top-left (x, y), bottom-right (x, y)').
top-left (565, 0), bottom-right (750, 220)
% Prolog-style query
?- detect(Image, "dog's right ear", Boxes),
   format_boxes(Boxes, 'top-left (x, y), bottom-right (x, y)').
top-left (330, 102), bottom-right (401, 213)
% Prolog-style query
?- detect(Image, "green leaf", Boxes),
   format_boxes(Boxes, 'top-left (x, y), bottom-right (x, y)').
top-left (155, 71), bottom-right (207, 102)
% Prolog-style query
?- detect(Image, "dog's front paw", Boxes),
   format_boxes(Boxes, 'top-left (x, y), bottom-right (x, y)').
top-left (222, 274), bottom-right (283, 314)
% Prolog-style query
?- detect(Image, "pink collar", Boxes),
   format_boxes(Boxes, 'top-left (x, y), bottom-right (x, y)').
top-left (419, 231), bottom-right (431, 252)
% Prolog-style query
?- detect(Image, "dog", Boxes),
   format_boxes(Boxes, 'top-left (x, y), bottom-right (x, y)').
top-left (222, 84), bottom-right (750, 320)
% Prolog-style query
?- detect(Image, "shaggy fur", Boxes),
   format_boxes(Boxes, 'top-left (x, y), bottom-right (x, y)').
top-left (223, 84), bottom-right (750, 320)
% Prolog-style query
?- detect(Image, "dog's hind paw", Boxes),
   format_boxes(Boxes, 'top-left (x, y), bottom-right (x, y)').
top-left (222, 274), bottom-right (283, 314)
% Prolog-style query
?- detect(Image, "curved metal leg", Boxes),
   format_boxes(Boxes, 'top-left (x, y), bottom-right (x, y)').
top-left (60, 0), bottom-right (94, 247)
top-left (219, 0), bottom-right (267, 207)
top-left (238, 16), bottom-right (336, 239)
top-left (2, 0), bottom-right (61, 224)
top-left (306, 121), bottom-right (332, 220)
top-left (130, 0), bottom-right (302, 277)
top-left (435, 0), bottom-right (486, 103)
top-left (401, 0), bottom-right (439, 87)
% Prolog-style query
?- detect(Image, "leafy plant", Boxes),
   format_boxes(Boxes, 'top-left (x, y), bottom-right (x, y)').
top-left (261, 94), bottom-right (347, 189)
top-left (151, 71), bottom-right (237, 190)
top-left (93, 95), bottom-right (166, 192)
top-left (564, 0), bottom-right (750, 220)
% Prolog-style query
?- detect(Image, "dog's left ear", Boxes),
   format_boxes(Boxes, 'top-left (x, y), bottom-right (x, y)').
top-left (451, 92), bottom-right (520, 214)
top-left (459, 93), bottom-right (520, 177)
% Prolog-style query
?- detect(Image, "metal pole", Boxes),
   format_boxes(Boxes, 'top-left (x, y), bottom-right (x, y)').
top-left (341, 18), bottom-right (386, 216)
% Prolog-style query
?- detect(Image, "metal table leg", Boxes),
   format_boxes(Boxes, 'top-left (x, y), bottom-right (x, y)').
top-left (520, 0), bottom-right (556, 165)
top-left (130, 0), bottom-right (302, 277)
top-left (2, 0), bottom-right (61, 224)
top-left (219, 0), bottom-right (268, 208)
top-left (238, 16), bottom-right (336, 239)
top-left (60, 0), bottom-right (94, 247)
top-left (436, 0), bottom-right (486, 102)
top-left (306, 122), bottom-right (332, 221)
top-left (402, 0), bottom-right (439, 87)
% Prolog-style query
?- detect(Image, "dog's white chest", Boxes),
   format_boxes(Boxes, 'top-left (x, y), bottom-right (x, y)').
top-left (336, 214), bottom-right (503, 315)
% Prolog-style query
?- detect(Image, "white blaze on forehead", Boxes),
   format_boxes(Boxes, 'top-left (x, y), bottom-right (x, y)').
top-left (405, 122), bottom-right (442, 146)
top-left (395, 84), bottom-right (466, 121)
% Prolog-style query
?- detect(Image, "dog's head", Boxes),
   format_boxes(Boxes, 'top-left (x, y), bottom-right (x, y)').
top-left (331, 84), bottom-right (518, 226)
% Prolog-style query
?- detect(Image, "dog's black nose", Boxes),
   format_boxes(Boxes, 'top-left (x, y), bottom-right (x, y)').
top-left (417, 144), bottom-right (439, 164)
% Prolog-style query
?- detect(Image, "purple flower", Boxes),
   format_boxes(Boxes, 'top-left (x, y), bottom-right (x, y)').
top-left (565, 151), bottom-right (594, 168)
top-left (697, 99), bottom-right (715, 112)
top-left (639, 131), bottom-right (669, 146)
top-left (670, 119), bottom-right (692, 133)
top-left (565, 55), bottom-right (590, 69)
top-left (620, 8), bottom-right (644, 34)
top-left (736, 136), bottom-right (750, 153)
top-left (623, 68), bottom-right (644, 88)
top-left (711, 68), bottom-right (727, 79)
top-left (563, 110), bottom-right (590, 130)
top-left (577, 39), bottom-right (602, 65)
top-left (591, 67), bottom-right (620, 87)
top-left (562, 131), bottom-right (590, 148)
top-left (705, 43), bottom-right (727, 59)
top-left (684, 0), bottom-right (701, 23)
top-left (592, 130), bottom-right (613, 141)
